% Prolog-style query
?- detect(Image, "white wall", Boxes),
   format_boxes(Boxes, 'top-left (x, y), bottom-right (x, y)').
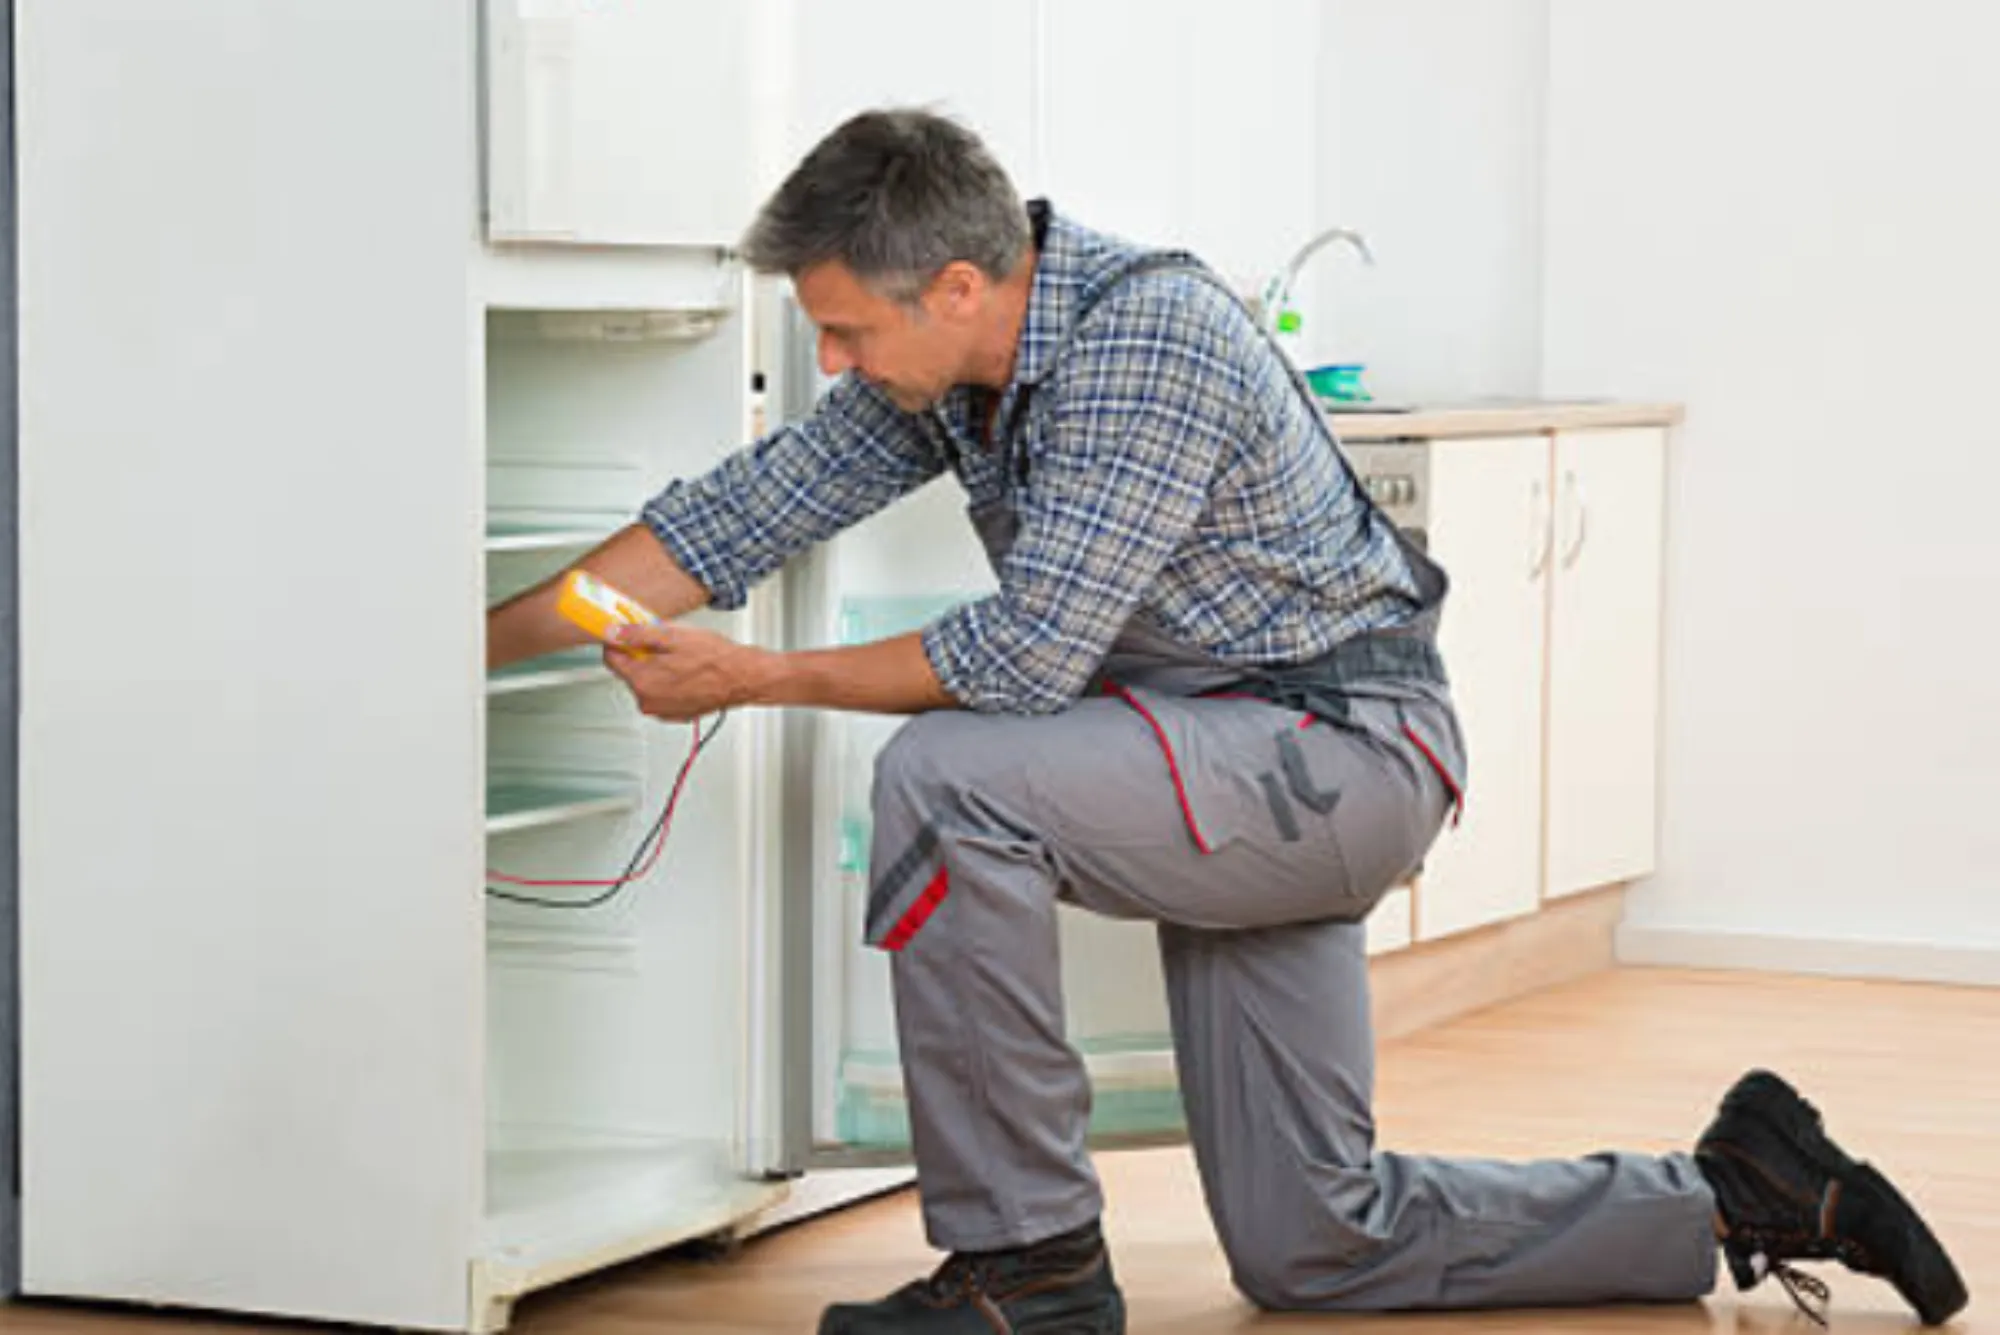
top-left (1542, 1), bottom-right (2000, 964)
top-left (778, 0), bottom-right (1320, 311)
top-left (1312, 0), bottom-right (1549, 398)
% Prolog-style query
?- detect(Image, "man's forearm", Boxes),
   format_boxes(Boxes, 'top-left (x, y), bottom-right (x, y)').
top-left (487, 524), bottom-right (711, 670)
top-left (754, 632), bottom-right (960, 715)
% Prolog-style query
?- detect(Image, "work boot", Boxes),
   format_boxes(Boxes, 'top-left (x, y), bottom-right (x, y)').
top-left (1695, 1068), bottom-right (1968, 1326)
top-left (818, 1219), bottom-right (1124, 1334)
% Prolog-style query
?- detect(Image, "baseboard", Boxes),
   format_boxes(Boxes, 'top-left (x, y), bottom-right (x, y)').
top-left (1616, 924), bottom-right (2000, 986)
top-left (1369, 885), bottom-right (1625, 1042)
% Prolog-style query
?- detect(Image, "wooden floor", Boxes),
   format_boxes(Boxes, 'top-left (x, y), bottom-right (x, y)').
top-left (4, 966), bottom-right (1995, 1333)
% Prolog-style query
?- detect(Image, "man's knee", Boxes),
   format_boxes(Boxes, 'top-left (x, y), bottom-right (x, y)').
top-left (1228, 1256), bottom-right (1380, 1314)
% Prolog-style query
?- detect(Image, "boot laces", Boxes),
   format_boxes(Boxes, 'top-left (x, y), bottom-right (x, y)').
top-left (922, 1252), bottom-right (990, 1302)
top-left (1753, 1253), bottom-right (1832, 1327)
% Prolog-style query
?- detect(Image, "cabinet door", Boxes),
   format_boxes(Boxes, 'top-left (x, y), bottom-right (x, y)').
top-left (1545, 428), bottom-right (1667, 897)
top-left (1415, 436), bottom-right (1552, 940)
top-left (483, 0), bottom-right (777, 246)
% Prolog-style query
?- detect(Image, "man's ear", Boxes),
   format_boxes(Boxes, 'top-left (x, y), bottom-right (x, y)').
top-left (926, 261), bottom-right (988, 320)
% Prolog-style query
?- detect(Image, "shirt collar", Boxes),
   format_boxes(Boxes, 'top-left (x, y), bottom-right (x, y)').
top-left (1009, 198), bottom-right (1087, 388)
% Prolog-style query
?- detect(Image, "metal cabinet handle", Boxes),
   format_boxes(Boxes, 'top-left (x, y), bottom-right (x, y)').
top-left (1560, 469), bottom-right (1591, 569)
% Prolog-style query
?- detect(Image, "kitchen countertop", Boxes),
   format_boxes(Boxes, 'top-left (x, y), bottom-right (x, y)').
top-left (1321, 399), bottom-right (1683, 441)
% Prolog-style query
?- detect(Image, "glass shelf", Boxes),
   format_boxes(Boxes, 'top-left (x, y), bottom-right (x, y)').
top-left (485, 520), bottom-right (620, 554)
top-left (486, 775), bottom-right (636, 837)
top-left (487, 648), bottom-right (609, 697)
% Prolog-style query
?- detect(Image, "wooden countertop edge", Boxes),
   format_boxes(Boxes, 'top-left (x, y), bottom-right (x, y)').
top-left (1325, 401), bottom-right (1685, 440)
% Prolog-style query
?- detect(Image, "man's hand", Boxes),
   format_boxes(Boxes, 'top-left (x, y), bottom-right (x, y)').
top-left (603, 622), bottom-right (961, 718)
top-left (603, 622), bottom-right (775, 722)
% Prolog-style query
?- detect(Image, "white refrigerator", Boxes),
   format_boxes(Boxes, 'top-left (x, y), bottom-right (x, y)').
top-left (13, 8), bottom-right (1185, 1326)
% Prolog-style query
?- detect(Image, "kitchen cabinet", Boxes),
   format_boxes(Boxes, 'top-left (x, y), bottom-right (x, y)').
top-left (1544, 428), bottom-right (1667, 897)
top-left (1342, 421), bottom-right (1670, 940)
top-left (1408, 435), bottom-right (1552, 941)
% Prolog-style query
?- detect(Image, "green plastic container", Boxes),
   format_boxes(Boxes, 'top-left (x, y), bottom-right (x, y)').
top-left (1305, 363), bottom-right (1370, 403)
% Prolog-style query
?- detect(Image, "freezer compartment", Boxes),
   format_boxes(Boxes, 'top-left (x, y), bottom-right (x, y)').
top-left (484, 305), bottom-right (748, 552)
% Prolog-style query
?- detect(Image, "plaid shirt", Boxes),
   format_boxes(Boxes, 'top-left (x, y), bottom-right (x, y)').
top-left (642, 202), bottom-right (1427, 715)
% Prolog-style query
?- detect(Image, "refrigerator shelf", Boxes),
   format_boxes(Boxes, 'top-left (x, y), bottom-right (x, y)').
top-left (486, 776), bottom-right (637, 836)
top-left (485, 519), bottom-right (620, 554)
top-left (487, 649), bottom-right (609, 697)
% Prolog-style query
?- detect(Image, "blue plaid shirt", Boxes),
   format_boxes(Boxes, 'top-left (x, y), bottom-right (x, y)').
top-left (642, 202), bottom-right (1427, 715)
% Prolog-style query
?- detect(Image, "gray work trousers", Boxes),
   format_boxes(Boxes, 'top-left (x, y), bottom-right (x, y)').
top-left (862, 681), bottom-right (1719, 1311)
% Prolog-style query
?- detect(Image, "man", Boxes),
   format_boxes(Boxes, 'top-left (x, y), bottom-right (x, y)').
top-left (486, 110), bottom-right (1965, 1334)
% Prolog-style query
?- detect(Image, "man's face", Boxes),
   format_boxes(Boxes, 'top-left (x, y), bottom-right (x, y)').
top-left (794, 260), bottom-right (979, 412)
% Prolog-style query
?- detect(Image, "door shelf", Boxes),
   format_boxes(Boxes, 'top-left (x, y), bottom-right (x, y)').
top-left (485, 520), bottom-right (620, 554)
top-left (832, 1044), bottom-right (1183, 1150)
top-left (486, 775), bottom-right (637, 837)
top-left (487, 649), bottom-right (610, 698)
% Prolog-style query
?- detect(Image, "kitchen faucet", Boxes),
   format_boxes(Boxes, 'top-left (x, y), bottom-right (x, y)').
top-left (1256, 226), bottom-right (1375, 339)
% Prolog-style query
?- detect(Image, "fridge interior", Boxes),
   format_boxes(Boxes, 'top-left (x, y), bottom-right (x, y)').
top-left (795, 457), bottom-right (1186, 1158)
top-left (476, 301), bottom-right (782, 1300)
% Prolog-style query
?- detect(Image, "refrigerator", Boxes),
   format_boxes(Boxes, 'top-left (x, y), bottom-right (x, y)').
top-left (10, 5), bottom-right (1185, 1328)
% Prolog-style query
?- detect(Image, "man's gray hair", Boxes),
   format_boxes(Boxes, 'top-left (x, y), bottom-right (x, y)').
top-left (740, 108), bottom-right (1032, 302)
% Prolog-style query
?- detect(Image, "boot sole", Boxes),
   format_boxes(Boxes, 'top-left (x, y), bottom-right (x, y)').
top-left (1015, 1289), bottom-right (1126, 1334)
top-left (1710, 1070), bottom-right (1968, 1326)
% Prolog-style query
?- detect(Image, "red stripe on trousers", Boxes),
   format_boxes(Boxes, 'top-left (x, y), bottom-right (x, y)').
top-left (881, 866), bottom-right (950, 952)
top-left (1401, 724), bottom-right (1466, 826)
top-left (1103, 682), bottom-right (1214, 855)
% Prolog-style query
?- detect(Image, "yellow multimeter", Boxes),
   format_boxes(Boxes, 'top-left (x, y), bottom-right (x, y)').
top-left (557, 570), bottom-right (661, 653)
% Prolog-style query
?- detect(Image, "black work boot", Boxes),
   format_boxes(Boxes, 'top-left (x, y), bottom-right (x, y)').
top-left (818, 1219), bottom-right (1125, 1334)
top-left (1695, 1068), bottom-right (1968, 1326)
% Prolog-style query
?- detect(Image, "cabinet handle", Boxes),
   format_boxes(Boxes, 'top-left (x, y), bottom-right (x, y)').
top-left (1529, 477), bottom-right (1553, 578)
top-left (1560, 469), bottom-right (1591, 569)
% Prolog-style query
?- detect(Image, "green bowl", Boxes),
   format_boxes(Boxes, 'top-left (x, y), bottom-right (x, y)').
top-left (1305, 364), bottom-right (1370, 403)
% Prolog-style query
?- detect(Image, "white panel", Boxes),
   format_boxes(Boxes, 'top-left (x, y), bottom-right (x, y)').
top-left (1040, 0), bottom-right (1196, 245)
top-left (1415, 436), bottom-right (1549, 941)
top-left (1545, 428), bottom-right (1666, 897)
top-left (484, 0), bottom-right (769, 245)
top-left (19, 3), bottom-right (482, 1328)
top-left (786, 0), bottom-right (1038, 193)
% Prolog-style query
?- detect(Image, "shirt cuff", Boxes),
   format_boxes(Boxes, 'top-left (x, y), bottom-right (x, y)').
top-left (640, 488), bottom-right (749, 612)
top-left (921, 601), bottom-right (1070, 716)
